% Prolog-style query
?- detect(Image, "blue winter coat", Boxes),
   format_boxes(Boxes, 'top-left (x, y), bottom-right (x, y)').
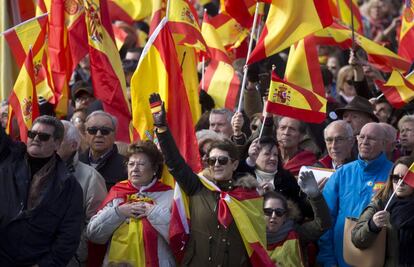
top-left (317, 153), bottom-right (392, 267)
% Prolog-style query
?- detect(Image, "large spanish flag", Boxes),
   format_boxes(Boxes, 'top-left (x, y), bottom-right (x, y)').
top-left (399, 0), bottom-right (414, 62)
top-left (83, 0), bottom-right (131, 143)
top-left (248, 0), bottom-right (333, 64)
top-left (267, 37), bottom-right (327, 123)
top-left (130, 17), bottom-right (201, 173)
top-left (108, 0), bottom-right (152, 24)
top-left (3, 14), bottom-right (54, 103)
top-left (314, 22), bottom-right (411, 73)
top-left (8, 48), bottom-right (39, 143)
top-left (328, 0), bottom-right (363, 34)
top-left (49, 0), bottom-right (88, 117)
top-left (375, 70), bottom-right (414, 109)
top-left (201, 12), bottom-right (240, 110)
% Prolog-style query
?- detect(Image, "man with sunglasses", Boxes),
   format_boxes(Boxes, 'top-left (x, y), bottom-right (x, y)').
top-left (317, 123), bottom-right (392, 267)
top-left (79, 110), bottom-right (127, 190)
top-left (0, 115), bottom-right (83, 266)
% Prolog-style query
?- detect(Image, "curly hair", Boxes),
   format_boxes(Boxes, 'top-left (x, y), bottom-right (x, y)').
top-left (126, 141), bottom-right (164, 179)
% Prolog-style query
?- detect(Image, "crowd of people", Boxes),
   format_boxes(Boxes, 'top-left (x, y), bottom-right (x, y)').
top-left (1, 0), bottom-right (414, 266)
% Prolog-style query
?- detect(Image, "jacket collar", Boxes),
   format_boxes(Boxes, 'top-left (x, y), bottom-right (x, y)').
top-left (357, 152), bottom-right (388, 172)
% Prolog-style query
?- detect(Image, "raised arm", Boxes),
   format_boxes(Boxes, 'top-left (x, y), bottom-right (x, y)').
top-left (150, 93), bottom-right (203, 195)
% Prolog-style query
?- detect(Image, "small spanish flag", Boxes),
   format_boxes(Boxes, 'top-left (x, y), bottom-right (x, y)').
top-left (403, 162), bottom-right (414, 188)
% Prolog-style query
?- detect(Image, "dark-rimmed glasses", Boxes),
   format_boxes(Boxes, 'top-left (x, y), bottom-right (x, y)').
top-left (27, 130), bottom-right (52, 141)
top-left (86, 126), bottom-right (114, 136)
top-left (207, 156), bottom-right (232, 166)
top-left (263, 208), bottom-right (287, 217)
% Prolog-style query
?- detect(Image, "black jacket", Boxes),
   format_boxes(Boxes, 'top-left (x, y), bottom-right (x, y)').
top-left (0, 127), bottom-right (84, 267)
top-left (79, 145), bottom-right (127, 190)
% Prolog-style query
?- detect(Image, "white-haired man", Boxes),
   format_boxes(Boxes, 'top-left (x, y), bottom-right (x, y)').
top-left (58, 120), bottom-right (107, 266)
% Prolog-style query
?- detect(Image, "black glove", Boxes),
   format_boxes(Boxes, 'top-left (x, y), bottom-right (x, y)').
top-left (149, 93), bottom-right (167, 127)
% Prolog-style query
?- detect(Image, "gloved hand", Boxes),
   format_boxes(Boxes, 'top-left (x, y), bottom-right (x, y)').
top-left (149, 93), bottom-right (167, 128)
top-left (298, 171), bottom-right (320, 198)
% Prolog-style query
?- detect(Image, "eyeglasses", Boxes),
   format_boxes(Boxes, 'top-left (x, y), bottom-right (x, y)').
top-left (345, 79), bottom-right (355, 86)
top-left (390, 174), bottom-right (407, 185)
top-left (27, 130), bottom-right (52, 141)
top-left (207, 156), bottom-right (232, 166)
top-left (400, 128), bottom-right (414, 135)
top-left (325, 136), bottom-right (351, 144)
top-left (75, 95), bottom-right (91, 102)
top-left (356, 134), bottom-right (381, 143)
top-left (263, 208), bottom-right (287, 217)
top-left (86, 126), bottom-right (114, 136)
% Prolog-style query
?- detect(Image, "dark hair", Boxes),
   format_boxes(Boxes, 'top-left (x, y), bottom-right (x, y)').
top-left (375, 156), bottom-right (414, 202)
top-left (263, 191), bottom-right (288, 211)
top-left (126, 141), bottom-right (164, 179)
top-left (206, 139), bottom-right (239, 161)
top-left (33, 115), bottom-right (65, 142)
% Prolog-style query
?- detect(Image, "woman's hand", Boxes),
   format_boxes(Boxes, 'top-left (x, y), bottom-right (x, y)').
top-left (118, 202), bottom-right (154, 218)
top-left (372, 210), bottom-right (389, 228)
top-left (298, 171), bottom-right (320, 198)
top-left (247, 138), bottom-right (261, 164)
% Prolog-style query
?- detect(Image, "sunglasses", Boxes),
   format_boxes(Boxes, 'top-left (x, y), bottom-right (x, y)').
top-left (390, 174), bottom-right (406, 185)
top-left (27, 130), bottom-right (52, 141)
top-left (345, 79), bottom-right (355, 86)
top-left (207, 156), bottom-right (232, 166)
top-left (86, 126), bottom-right (114, 136)
top-left (263, 208), bottom-right (287, 217)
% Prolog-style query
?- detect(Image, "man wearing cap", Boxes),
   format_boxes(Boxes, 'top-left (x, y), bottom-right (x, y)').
top-left (71, 81), bottom-right (103, 117)
top-left (317, 122), bottom-right (392, 267)
top-left (335, 96), bottom-right (379, 136)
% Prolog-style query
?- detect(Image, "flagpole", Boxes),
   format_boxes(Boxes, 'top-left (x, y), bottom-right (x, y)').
top-left (237, 2), bottom-right (261, 112)
top-left (258, 101), bottom-right (267, 140)
top-left (166, 0), bottom-right (171, 21)
top-left (384, 178), bottom-right (404, 211)
top-left (350, 0), bottom-right (355, 50)
top-left (201, 56), bottom-right (205, 90)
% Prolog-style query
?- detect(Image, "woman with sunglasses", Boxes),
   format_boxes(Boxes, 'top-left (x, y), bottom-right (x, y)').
top-left (86, 141), bottom-right (175, 266)
top-left (264, 171), bottom-right (331, 266)
top-left (149, 93), bottom-right (273, 266)
top-left (351, 156), bottom-right (414, 266)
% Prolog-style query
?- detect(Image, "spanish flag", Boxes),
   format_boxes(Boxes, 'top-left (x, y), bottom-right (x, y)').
top-left (201, 12), bottom-right (240, 110)
top-left (399, 0), bottom-right (414, 62)
top-left (248, 0), bottom-right (333, 64)
top-left (403, 161), bottom-right (414, 188)
top-left (108, 0), bottom-right (152, 25)
top-left (375, 70), bottom-right (414, 109)
top-left (219, 0), bottom-right (255, 29)
top-left (3, 13), bottom-right (54, 104)
top-left (208, 12), bottom-right (250, 51)
top-left (130, 17), bottom-right (201, 172)
top-left (314, 22), bottom-right (411, 73)
top-left (8, 48), bottom-right (39, 143)
top-left (168, 0), bottom-right (207, 51)
top-left (83, 0), bottom-right (131, 143)
top-left (48, 0), bottom-right (88, 117)
top-left (198, 175), bottom-right (274, 266)
top-left (328, 0), bottom-right (363, 34)
top-left (267, 37), bottom-right (327, 123)
top-left (267, 231), bottom-right (304, 266)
